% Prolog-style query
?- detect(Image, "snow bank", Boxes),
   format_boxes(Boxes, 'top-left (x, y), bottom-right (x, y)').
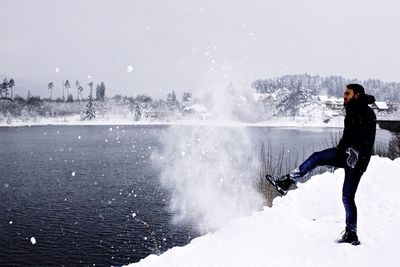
top-left (127, 156), bottom-right (400, 267)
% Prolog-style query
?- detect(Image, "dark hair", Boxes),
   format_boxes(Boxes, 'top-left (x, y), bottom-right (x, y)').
top-left (346, 84), bottom-right (365, 95)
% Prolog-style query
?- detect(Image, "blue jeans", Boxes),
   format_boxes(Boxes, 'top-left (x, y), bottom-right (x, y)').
top-left (296, 148), bottom-right (363, 232)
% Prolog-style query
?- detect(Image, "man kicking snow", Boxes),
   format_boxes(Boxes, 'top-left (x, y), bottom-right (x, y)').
top-left (267, 84), bottom-right (376, 245)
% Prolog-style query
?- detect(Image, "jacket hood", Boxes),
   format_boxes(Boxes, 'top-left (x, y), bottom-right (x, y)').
top-left (345, 93), bottom-right (375, 107)
top-left (344, 93), bottom-right (375, 111)
top-left (362, 94), bottom-right (376, 105)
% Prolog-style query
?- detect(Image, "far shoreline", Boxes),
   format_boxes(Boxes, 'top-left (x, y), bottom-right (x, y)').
top-left (0, 116), bottom-right (347, 129)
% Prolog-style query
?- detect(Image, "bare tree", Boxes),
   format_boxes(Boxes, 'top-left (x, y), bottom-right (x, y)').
top-left (78, 86), bottom-right (84, 101)
top-left (75, 80), bottom-right (81, 101)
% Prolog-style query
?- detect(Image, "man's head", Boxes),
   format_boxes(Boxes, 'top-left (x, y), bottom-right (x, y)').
top-left (344, 84), bottom-right (365, 105)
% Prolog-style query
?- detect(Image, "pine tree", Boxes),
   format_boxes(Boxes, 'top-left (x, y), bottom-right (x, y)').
top-left (99, 81), bottom-right (106, 101)
top-left (96, 81), bottom-right (106, 101)
top-left (167, 90), bottom-right (179, 111)
top-left (84, 82), bottom-right (96, 120)
top-left (95, 84), bottom-right (101, 101)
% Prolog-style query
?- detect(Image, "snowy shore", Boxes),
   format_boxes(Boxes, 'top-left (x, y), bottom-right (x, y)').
top-left (127, 156), bottom-right (400, 267)
top-left (0, 114), bottom-right (345, 128)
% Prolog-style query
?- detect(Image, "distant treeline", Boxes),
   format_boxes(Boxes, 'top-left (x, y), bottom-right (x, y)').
top-left (252, 74), bottom-right (400, 102)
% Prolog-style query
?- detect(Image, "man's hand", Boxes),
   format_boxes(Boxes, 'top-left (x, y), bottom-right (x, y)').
top-left (345, 147), bottom-right (359, 168)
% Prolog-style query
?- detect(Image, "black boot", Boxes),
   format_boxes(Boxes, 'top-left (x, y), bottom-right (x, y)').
top-left (265, 174), bottom-right (295, 195)
top-left (276, 174), bottom-right (295, 191)
top-left (337, 228), bottom-right (360, 246)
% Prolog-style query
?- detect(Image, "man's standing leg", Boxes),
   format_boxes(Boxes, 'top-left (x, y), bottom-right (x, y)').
top-left (339, 168), bottom-right (363, 244)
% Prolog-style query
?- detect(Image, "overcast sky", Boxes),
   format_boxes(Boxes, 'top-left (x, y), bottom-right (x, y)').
top-left (1, 0), bottom-right (399, 98)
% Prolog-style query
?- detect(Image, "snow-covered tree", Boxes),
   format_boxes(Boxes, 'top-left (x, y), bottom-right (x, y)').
top-left (167, 91), bottom-right (179, 111)
top-left (135, 94), bottom-right (153, 110)
top-left (83, 82), bottom-right (95, 120)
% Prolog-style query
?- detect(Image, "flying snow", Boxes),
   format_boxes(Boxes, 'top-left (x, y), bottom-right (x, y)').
top-left (127, 65), bottom-right (134, 73)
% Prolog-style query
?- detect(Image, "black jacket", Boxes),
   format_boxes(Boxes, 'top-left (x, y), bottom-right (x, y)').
top-left (337, 94), bottom-right (377, 172)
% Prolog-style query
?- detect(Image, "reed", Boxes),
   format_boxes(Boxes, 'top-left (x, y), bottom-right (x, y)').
top-left (375, 133), bottom-right (400, 160)
top-left (257, 141), bottom-right (303, 206)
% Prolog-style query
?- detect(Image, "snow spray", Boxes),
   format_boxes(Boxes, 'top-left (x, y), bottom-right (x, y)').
top-left (151, 70), bottom-right (265, 234)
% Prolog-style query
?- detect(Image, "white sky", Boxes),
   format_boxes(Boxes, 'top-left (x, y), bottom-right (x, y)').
top-left (1, 0), bottom-right (399, 98)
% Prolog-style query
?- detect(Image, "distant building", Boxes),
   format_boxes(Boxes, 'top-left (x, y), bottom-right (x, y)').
top-left (144, 107), bottom-right (166, 119)
top-left (370, 101), bottom-right (389, 112)
top-left (319, 96), bottom-right (343, 111)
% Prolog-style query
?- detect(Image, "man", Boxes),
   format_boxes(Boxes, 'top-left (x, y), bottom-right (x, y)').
top-left (267, 84), bottom-right (376, 245)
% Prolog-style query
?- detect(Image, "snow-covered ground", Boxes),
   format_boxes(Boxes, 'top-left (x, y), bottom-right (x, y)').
top-left (127, 156), bottom-right (400, 267)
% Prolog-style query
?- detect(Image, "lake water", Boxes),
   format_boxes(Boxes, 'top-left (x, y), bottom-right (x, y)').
top-left (0, 125), bottom-right (391, 266)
